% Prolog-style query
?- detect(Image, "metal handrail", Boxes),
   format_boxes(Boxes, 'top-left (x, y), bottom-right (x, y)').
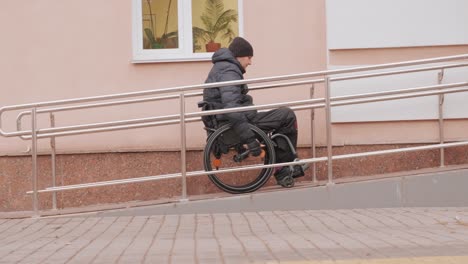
top-left (1, 53), bottom-right (468, 216)
top-left (17, 84), bottom-right (468, 195)
top-left (15, 79), bottom-right (317, 120)
top-left (21, 85), bottom-right (468, 195)
top-left (15, 62), bottom-right (468, 130)
top-left (11, 61), bottom-right (468, 139)
top-left (2, 53), bottom-right (468, 136)
top-left (13, 82), bottom-right (468, 139)
top-left (14, 80), bottom-right (320, 140)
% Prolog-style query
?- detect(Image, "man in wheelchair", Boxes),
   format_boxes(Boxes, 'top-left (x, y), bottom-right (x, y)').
top-left (200, 37), bottom-right (308, 188)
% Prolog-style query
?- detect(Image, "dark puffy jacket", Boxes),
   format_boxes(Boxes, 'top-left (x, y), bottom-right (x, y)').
top-left (203, 48), bottom-right (256, 142)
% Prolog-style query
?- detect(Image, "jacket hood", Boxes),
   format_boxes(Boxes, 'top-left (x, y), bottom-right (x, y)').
top-left (211, 48), bottom-right (245, 74)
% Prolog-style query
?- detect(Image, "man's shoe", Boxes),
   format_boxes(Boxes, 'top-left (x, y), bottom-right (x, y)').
top-left (274, 167), bottom-right (295, 188)
top-left (291, 160), bottom-right (310, 178)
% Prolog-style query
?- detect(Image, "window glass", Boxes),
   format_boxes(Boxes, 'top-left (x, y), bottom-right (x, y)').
top-left (141, 0), bottom-right (179, 50)
top-left (192, 0), bottom-right (239, 53)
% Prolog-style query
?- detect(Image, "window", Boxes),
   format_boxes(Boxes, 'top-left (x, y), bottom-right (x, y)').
top-left (132, 0), bottom-right (243, 63)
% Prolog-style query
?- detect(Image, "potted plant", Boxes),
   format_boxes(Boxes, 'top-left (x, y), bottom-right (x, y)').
top-left (192, 0), bottom-right (238, 52)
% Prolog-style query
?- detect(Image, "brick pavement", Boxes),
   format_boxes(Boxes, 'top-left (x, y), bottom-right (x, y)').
top-left (0, 207), bottom-right (467, 263)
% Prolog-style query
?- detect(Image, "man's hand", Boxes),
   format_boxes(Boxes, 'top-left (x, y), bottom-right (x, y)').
top-left (246, 140), bottom-right (262, 157)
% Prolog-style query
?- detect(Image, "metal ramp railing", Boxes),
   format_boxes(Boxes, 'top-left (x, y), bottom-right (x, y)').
top-left (1, 53), bottom-right (468, 216)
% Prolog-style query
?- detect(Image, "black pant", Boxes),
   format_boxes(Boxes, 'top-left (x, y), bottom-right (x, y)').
top-left (249, 107), bottom-right (298, 163)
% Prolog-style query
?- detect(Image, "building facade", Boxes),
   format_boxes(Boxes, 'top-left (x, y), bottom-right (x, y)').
top-left (0, 0), bottom-right (467, 213)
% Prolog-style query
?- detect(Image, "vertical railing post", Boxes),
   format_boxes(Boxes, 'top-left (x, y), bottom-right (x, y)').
top-left (310, 84), bottom-right (317, 183)
top-left (31, 108), bottom-right (39, 217)
top-left (179, 93), bottom-right (188, 201)
top-left (438, 69), bottom-right (445, 167)
top-left (50, 113), bottom-right (57, 210)
top-left (324, 77), bottom-right (334, 185)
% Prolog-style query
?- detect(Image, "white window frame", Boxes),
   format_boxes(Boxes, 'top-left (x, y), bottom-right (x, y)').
top-left (132, 0), bottom-right (244, 63)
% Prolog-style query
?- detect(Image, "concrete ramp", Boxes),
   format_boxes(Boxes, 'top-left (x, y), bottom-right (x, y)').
top-left (95, 167), bottom-right (468, 217)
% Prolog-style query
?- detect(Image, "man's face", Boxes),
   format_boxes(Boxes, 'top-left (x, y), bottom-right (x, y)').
top-left (237, 56), bottom-right (253, 70)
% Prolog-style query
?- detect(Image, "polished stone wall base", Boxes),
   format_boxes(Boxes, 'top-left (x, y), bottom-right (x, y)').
top-left (1, 144), bottom-right (467, 213)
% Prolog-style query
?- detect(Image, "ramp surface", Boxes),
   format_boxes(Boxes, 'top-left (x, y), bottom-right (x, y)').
top-left (95, 167), bottom-right (468, 217)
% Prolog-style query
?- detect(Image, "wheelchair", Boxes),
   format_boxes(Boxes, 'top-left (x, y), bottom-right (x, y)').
top-left (199, 101), bottom-right (296, 194)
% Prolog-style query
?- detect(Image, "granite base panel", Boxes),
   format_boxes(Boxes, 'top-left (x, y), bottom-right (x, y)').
top-left (1, 144), bottom-right (467, 212)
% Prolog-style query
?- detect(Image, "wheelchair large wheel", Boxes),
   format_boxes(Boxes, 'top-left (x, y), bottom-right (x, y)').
top-left (203, 124), bottom-right (276, 194)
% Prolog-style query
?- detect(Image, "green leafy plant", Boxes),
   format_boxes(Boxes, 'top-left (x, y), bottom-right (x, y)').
top-left (192, 0), bottom-right (238, 51)
top-left (144, 28), bottom-right (163, 49)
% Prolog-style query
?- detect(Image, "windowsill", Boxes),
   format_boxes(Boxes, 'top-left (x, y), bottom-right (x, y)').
top-left (131, 57), bottom-right (212, 64)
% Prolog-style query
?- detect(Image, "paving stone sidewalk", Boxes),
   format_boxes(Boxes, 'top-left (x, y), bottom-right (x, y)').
top-left (0, 207), bottom-right (468, 264)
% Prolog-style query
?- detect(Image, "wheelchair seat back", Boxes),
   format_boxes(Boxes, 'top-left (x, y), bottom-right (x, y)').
top-left (198, 101), bottom-right (241, 154)
top-left (198, 101), bottom-right (222, 130)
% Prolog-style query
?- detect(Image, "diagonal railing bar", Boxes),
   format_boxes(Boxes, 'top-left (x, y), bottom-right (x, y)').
top-left (14, 61), bottom-right (468, 136)
top-left (14, 79), bottom-right (323, 141)
top-left (11, 61), bottom-right (468, 144)
top-left (2, 53), bottom-right (468, 137)
top-left (14, 82), bottom-right (468, 139)
top-left (331, 82), bottom-right (468, 103)
top-left (333, 86), bottom-right (468, 107)
top-left (12, 98), bottom-right (324, 138)
top-left (27, 140), bottom-right (468, 194)
top-left (331, 62), bottom-right (468, 82)
top-left (15, 79), bottom-right (318, 122)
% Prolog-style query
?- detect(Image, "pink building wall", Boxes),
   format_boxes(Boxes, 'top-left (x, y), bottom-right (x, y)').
top-left (0, 0), bottom-right (326, 155)
top-left (1, 0), bottom-right (467, 213)
top-left (0, 0), bottom-right (466, 155)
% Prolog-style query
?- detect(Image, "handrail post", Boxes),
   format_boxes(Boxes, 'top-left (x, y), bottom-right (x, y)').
top-left (310, 84), bottom-right (317, 183)
top-left (50, 113), bottom-right (57, 210)
top-left (438, 69), bottom-right (445, 167)
top-left (31, 108), bottom-right (39, 217)
top-left (179, 93), bottom-right (188, 202)
top-left (324, 77), bottom-right (334, 185)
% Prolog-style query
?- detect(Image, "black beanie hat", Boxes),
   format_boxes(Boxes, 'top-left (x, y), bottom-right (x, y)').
top-left (228, 37), bottom-right (253, 57)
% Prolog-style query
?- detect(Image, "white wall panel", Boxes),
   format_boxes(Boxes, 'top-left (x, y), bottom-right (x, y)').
top-left (327, 0), bottom-right (468, 49)
top-left (330, 65), bottom-right (468, 122)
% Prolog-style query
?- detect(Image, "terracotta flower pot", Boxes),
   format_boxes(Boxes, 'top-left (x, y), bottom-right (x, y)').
top-left (205, 41), bottom-right (221, 52)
